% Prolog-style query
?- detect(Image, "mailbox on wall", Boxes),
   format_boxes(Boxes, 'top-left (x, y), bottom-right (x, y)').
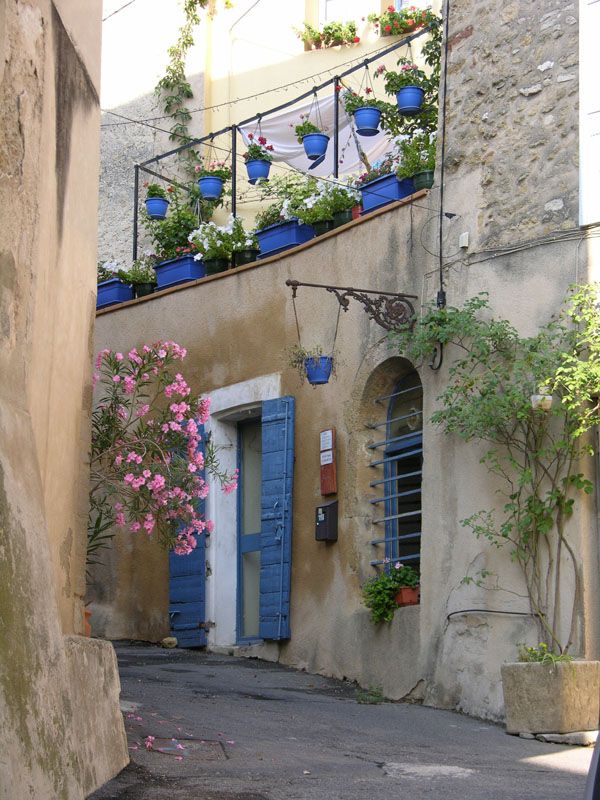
top-left (315, 500), bottom-right (338, 542)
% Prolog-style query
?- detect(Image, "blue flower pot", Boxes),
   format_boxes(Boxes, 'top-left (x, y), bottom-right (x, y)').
top-left (353, 106), bottom-right (382, 136)
top-left (154, 254), bottom-right (206, 290)
top-left (256, 220), bottom-right (315, 258)
top-left (145, 197), bottom-right (169, 220)
top-left (96, 278), bottom-right (134, 309)
top-left (246, 159), bottom-right (271, 185)
top-left (302, 133), bottom-right (330, 161)
top-left (198, 176), bottom-right (224, 199)
top-left (305, 356), bottom-right (333, 385)
top-left (360, 173), bottom-right (415, 214)
top-left (396, 86), bottom-right (425, 115)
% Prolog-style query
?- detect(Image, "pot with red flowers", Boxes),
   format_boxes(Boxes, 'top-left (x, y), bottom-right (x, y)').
top-left (243, 133), bottom-right (275, 184)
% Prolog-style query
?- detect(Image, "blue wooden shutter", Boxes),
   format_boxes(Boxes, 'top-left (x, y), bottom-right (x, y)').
top-left (168, 422), bottom-right (207, 648)
top-left (259, 397), bottom-right (295, 640)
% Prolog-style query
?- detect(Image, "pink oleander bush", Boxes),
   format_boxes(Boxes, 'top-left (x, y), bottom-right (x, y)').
top-left (88, 341), bottom-right (237, 564)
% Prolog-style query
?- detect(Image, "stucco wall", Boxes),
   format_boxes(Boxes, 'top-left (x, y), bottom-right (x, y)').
top-left (0, 2), bottom-right (127, 795)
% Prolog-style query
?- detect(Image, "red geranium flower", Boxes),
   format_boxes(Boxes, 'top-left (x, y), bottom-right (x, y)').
top-left (335, 84), bottom-right (342, 92)
top-left (407, 19), bottom-right (415, 26)
top-left (365, 87), bottom-right (373, 94)
top-left (353, 36), bottom-right (360, 43)
top-left (258, 135), bottom-right (267, 145)
top-left (393, 20), bottom-right (399, 26)
top-left (167, 186), bottom-right (174, 193)
top-left (384, 24), bottom-right (392, 32)
top-left (247, 132), bottom-right (254, 140)
top-left (388, 4), bottom-right (395, 11)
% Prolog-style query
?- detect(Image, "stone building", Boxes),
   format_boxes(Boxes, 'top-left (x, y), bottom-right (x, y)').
top-left (91, 0), bottom-right (600, 723)
top-left (0, 1), bottom-right (127, 796)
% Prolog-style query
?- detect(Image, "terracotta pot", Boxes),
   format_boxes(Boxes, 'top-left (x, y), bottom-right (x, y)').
top-left (395, 586), bottom-right (420, 607)
top-left (351, 204), bottom-right (362, 220)
top-left (84, 609), bottom-right (92, 637)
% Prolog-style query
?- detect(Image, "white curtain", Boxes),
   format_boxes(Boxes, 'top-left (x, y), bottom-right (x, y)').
top-left (239, 93), bottom-right (395, 178)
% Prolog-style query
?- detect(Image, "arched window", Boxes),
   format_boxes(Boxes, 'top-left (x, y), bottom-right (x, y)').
top-left (370, 369), bottom-right (423, 569)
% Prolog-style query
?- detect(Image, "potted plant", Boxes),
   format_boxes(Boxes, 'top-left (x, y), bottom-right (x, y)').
top-left (368, 5), bottom-right (434, 38)
top-left (254, 174), bottom-right (317, 257)
top-left (342, 89), bottom-right (387, 137)
top-left (395, 132), bottom-right (436, 190)
top-left (383, 60), bottom-right (428, 115)
top-left (144, 182), bottom-right (170, 220)
top-left (355, 153), bottom-right (414, 214)
top-left (287, 344), bottom-right (334, 386)
top-left (189, 220), bottom-right (233, 275)
top-left (230, 216), bottom-right (260, 266)
top-left (118, 255), bottom-right (157, 299)
top-left (328, 180), bottom-right (361, 227)
top-left (243, 133), bottom-right (275, 184)
top-left (362, 562), bottom-right (420, 624)
top-left (294, 115), bottom-right (330, 161)
top-left (144, 187), bottom-right (206, 289)
top-left (96, 260), bottom-right (133, 309)
top-left (293, 182), bottom-right (335, 236)
top-left (295, 20), bottom-right (360, 49)
top-left (194, 160), bottom-right (232, 200)
top-left (501, 644), bottom-right (599, 735)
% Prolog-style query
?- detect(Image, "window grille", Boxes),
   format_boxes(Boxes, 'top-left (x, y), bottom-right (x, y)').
top-left (369, 372), bottom-right (423, 567)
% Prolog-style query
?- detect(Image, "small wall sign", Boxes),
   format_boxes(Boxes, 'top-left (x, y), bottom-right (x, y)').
top-left (319, 427), bottom-right (337, 495)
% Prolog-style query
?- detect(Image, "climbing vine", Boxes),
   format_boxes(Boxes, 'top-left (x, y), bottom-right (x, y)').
top-left (393, 287), bottom-right (600, 655)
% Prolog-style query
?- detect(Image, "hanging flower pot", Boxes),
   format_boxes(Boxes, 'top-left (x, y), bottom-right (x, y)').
top-left (353, 106), bottom-right (382, 136)
top-left (395, 86), bottom-right (425, 115)
top-left (302, 133), bottom-right (330, 161)
top-left (395, 586), bottom-right (420, 607)
top-left (145, 197), bottom-right (169, 220)
top-left (246, 159), bottom-right (271, 184)
top-left (198, 175), bottom-right (224, 200)
top-left (304, 355), bottom-right (333, 385)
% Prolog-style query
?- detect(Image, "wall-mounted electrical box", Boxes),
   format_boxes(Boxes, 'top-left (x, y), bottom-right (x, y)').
top-left (315, 500), bottom-right (338, 542)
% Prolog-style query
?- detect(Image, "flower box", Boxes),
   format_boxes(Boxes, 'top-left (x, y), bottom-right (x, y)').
top-left (256, 220), bottom-right (315, 259)
top-left (360, 174), bottom-right (415, 214)
top-left (96, 278), bottom-right (134, 310)
top-left (154, 255), bottom-right (206, 290)
top-left (501, 661), bottom-right (600, 734)
top-left (395, 586), bottom-right (420, 607)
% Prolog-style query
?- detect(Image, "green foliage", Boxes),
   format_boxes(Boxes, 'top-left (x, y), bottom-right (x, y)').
top-left (118, 255), bottom-right (157, 285)
top-left (375, 12), bottom-right (442, 139)
top-left (395, 132), bottom-right (436, 179)
top-left (393, 287), bottom-right (600, 654)
top-left (362, 563), bottom-right (419, 623)
top-left (356, 686), bottom-right (385, 704)
top-left (155, 0), bottom-right (209, 176)
top-left (342, 90), bottom-right (388, 116)
top-left (518, 642), bottom-right (574, 664)
top-left (143, 186), bottom-right (200, 261)
top-left (254, 202), bottom-right (284, 231)
top-left (145, 182), bottom-right (168, 199)
top-left (355, 153), bottom-right (398, 187)
top-left (295, 20), bottom-right (358, 48)
top-left (295, 119), bottom-right (324, 143)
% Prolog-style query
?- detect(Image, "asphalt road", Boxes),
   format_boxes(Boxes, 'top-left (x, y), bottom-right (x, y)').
top-left (90, 642), bottom-right (593, 800)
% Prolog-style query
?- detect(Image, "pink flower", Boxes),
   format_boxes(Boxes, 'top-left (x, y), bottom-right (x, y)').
top-left (123, 375), bottom-right (136, 394)
top-left (115, 353), bottom-right (124, 361)
top-left (114, 454), bottom-right (123, 466)
top-left (112, 375), bottom-right (121, 383)
top-left (115, 512), bottom-right (125, 526)
top-left (144, 735), bottom-right (155, 750)
top-left (130, 521), bottom-right (142, 532)
top-left (136, 403), bottom-right (150, 417)
top-left (198, 397), bottom-right (211, 424)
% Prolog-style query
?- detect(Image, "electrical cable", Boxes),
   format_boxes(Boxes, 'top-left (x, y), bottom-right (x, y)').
top-left (100, 33), bottom-right (425, 127)
top-left (447, 608), bottom-right (536, 621)
top-left (102, 0), bottom-right (137, 22)
top-left (436, 0), bottom-right (450, 310)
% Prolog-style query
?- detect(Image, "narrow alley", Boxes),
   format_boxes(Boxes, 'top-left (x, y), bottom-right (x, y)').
top-left (91, 643), bottom-right (592, 800)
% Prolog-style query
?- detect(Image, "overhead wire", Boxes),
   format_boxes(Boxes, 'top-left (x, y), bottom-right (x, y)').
top-left (100, 35), bottom-right (416, 127)
top-left (102, 0), bottom-right (137, 22)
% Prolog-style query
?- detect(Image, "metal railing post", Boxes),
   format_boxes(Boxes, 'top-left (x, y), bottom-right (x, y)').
top-left (231, 124), bottom-right (237, 217)
top-left (333, 76), bottom-right (340, 179)
top-left (133, 164), bottom-right (139, 261)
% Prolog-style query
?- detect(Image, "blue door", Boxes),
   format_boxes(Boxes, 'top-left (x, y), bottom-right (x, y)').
top-left (259, 397), bottom-right (295, 640)
top-left (237, 419), bottom-right (263, 642)
top-left (168, 422), bottom-right (207, 648)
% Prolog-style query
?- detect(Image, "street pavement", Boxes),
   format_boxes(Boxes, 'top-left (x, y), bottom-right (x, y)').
top-left (91, 642), bottom-right (593, 799)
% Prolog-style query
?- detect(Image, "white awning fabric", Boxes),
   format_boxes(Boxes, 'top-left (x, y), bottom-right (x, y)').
top-left (239, 93), bottom-right (395, 178)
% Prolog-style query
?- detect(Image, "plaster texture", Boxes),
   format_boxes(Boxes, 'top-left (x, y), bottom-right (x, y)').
top-left (0, 1), bottom-right (127, 795)
top-left (501, 661), bottom-right (600, 734)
